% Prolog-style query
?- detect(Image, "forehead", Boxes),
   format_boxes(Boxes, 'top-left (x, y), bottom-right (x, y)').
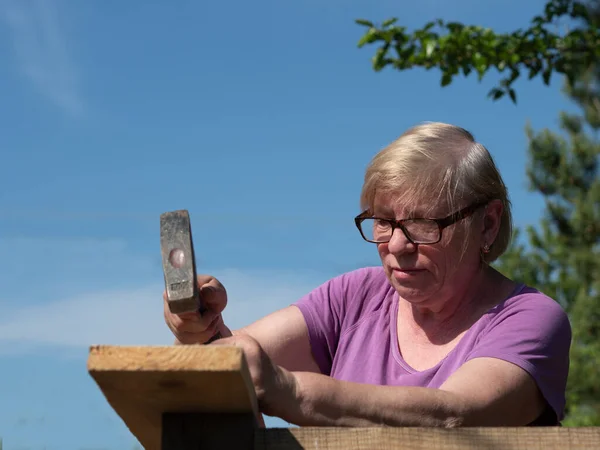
top-left (372, 191), bottom-right (448, 217)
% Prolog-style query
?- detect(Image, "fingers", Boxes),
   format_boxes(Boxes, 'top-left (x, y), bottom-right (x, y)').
top-left (209, 336), bottom-right (276, 425)
top-left (176, 329), bottom-right (219, 345)
top-left (197, 275), bottom-right (227, 314)
top-left (163, 274), bottom-right (228, 345)
top-left (164, 297), bottom-right (220, 328)
top-left (163, 299), bottom-right (222, 345)
top-left (171, 309), bottom-right (220, 333)
top-left (162, 274), bottom-right (226, 317)
top-left (172, 314), bottom-right (223, 345)
top-left (209, 335), bottom-right (264, 365)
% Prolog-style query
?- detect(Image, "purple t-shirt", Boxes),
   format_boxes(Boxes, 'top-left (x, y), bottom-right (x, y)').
top-left (294, 266), bottom-right (572, 422)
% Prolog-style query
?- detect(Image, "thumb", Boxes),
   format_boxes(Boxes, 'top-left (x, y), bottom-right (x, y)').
top-left (199, 284), bottom-right (226, 312)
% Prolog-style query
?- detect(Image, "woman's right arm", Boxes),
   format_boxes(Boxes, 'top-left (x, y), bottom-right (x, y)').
top-left (234, 305), bottom-right (321, 373)
top-left (163, 275), bottom-right (321, 374)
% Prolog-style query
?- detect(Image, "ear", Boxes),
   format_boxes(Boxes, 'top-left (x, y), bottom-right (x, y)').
top-left (481, 199), bottom-right (503, 250)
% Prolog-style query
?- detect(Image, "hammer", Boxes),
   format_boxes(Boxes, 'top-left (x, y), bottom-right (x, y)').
top-left (160, 209), bottom-right (221, 341)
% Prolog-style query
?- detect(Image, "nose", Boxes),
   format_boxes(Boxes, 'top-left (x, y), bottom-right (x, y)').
top-left (386, 227), bottom-right (417, 255)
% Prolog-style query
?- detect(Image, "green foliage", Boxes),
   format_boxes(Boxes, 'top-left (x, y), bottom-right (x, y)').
top-left (355, 0), bottom-right (600, 103)
top-left (494, 68), bottom-right (600, 423)
top-left (494, 26), bottom-right (599, 424)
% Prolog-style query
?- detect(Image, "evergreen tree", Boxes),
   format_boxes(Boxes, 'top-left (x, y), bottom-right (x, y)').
top-left (494, 59), bottom-right (600, 425)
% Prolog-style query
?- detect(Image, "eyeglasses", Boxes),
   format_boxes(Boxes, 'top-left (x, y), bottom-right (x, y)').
top-left (354, 201), bottom-right (488, 245)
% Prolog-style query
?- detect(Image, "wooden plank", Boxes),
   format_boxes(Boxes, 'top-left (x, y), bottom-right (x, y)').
top-left (87, 345), bottom-right (259, 450)
top-left (256, 427), bottom-right (600, 450)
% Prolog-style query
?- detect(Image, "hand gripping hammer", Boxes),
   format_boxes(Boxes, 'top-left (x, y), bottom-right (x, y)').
top-left (160, 209), bottom-right (221, 342)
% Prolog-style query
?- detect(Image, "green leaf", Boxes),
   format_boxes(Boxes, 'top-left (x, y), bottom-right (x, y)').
top-left (543, 68), bottom-right (552, 85)
top-left (509, 68), bottom-right (520, 83)
top-left (488, 87), bottom-right (505, 100)
top-left (355, 19), bottom-right (374, 27)
top-left (508, 87), bottom-right (517, 103)
top-left (372, 47), bottom-right (388, 71)
top-left (357, 29), bottom-right (379, 48)
top-left (446, 22), bottom-right (465, 32)
top-left (424, 39), bottom-right (436, 57)
top-left (441, 72), bottom-right (452, 87)
top-left (423, 21), bottom-right (435, 31)
top-left (475, 61), bottom-right (488, 77)
top-left (529, 63), bottom-right (542, 79)
top-left (382, 17), bottom-right (398, 27)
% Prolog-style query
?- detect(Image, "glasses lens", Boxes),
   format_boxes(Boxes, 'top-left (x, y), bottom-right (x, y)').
top-left (403, 219), bottom-right (440, 243)
top-left (359, 218), bottom-right (440, 243)
top-left (359, 218), bottom-right (392, 242)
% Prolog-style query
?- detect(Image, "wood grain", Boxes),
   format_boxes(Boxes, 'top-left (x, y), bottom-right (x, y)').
top-left (88, 346), bottom-right (600, 450)
top-left (87, 345), bottom-right (259, 450)
top-left (256, 427), bottom-right (600, 450)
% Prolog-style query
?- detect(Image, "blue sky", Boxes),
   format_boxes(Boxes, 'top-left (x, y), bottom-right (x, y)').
top-left (0, 0), bottom-right (576, 448)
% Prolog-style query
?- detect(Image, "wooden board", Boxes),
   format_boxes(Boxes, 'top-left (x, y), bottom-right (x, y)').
top-left (88, 345), bottom-right (259, 450)
top-left (256, 427), bottom-right (600, 450)
top-left (88, 345), bottom-right (600, 450)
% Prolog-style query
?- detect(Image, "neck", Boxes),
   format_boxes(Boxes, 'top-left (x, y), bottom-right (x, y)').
top-left (409, 264), bottom-right (497, 331)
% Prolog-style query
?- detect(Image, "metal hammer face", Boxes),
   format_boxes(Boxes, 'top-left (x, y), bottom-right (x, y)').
top-left (160, 210), bottom-right (201, 315)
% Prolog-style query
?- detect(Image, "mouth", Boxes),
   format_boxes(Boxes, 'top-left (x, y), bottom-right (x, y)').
top-left (391, 269), bottom-right (425, 280)
top-left (393, 267), bottom-right (423, 273)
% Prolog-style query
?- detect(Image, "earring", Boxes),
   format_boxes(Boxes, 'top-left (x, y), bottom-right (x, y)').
top-left (482, 243), bottom-right (490, 253)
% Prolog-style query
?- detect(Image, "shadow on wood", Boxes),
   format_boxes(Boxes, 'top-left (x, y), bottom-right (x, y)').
top-left (163, 412), bottom-right (256, 450)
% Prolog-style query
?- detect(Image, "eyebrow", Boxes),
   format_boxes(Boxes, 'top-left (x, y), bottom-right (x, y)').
top-left (372, 206), bottom-right (395, 217)
top-left (372, 206), bottom-right (432, 219)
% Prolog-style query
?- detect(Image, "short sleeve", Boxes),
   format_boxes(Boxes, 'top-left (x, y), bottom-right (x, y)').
top-left (466, 292), bottom-right (572, 421)
top-left (293, 272), bottom-right (349, 375)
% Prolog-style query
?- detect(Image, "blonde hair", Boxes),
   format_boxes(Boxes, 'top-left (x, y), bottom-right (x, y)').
top-left (360, 122), bottom-right (512, 262)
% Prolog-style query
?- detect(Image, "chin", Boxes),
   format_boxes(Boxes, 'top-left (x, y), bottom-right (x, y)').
top-left (395, 287), bottom-right (431, 303)
top-left (388, 277), bottom-right (433, 302)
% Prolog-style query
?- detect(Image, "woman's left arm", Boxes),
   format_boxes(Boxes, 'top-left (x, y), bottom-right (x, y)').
top-left (285, 357), bottom-right (545, 427)
top-left (281, 293), bottom-right (572, 427)
top-left (212, 335), bottom-right (546, 427)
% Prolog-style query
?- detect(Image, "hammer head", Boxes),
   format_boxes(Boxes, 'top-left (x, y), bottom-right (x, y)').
top-left (160, 209), bottom-right (201, 315)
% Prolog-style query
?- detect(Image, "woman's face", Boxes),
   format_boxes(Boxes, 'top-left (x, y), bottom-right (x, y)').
top-left (373, 193), bottom-right (495, 308)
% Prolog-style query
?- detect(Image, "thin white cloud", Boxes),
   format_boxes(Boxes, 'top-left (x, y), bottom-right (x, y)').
top-left (0, 235), bottom-right (329, 354)
top-left (0, 268), bottom-right (325, 353)
top-left (1, 0), bottom-right (83, 116)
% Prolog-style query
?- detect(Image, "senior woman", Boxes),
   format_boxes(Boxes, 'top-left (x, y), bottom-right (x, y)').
top-left (164, 122), bottom-right (571, 428)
